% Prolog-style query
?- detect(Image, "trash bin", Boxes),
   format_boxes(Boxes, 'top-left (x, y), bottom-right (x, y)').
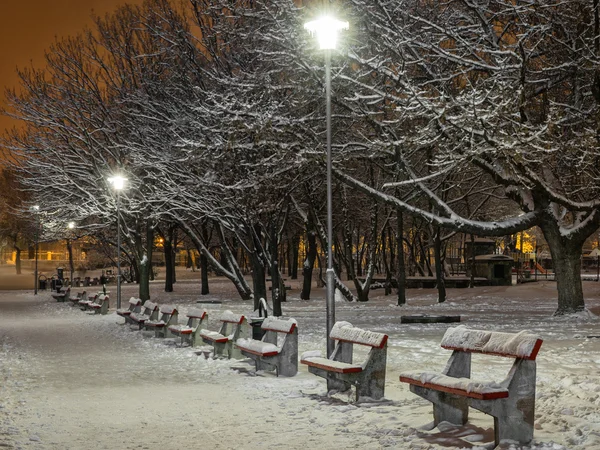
top-left (249, 317), bottom-right (266, 340)
top-left (38, 275), bottom-right (47, 291)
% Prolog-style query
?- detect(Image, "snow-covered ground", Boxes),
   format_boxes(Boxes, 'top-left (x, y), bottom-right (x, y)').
top-left (0, 278), bottom-right (599, 449)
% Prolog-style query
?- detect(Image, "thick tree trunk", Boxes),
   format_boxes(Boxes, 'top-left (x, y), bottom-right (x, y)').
top-left (251, 253), bottom-right (267, 310)
top-left (396, 208), bottom-right (406, 306)
top-left (270, 223), bottom-right (282, 316)
top-left (200, 252), bottom-right (209, 295)
top-left (164, 238), bottom-right (174, 292)
top-left (434, 227), bottom-right (446, 303)
top-left (138, 256), bottom-right (151, 301)
top-left (541, 222), bottom-right (586, 314)
top-left (14, 246), bottom-right (22, 275)
top-left (291, 235), bottom-right (299, 280)
top-left (301, 227), bottom-right (317, 300)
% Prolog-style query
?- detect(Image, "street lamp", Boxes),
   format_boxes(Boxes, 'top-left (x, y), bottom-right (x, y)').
top-left (31, 205), bottom-right (40, 295)
top-left (305, 15), bottom-right (348, 357)
top-left (67, 222), bottom-right (75, 287)
top-left (108, 175), bottom-right (127, 310)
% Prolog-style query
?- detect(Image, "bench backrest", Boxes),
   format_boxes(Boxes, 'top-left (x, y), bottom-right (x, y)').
top-left (261, 317), bottom-right (297, 334)
top-left (128, 297), bottom-right (142, 308)
top-left (142, 301), bottom-right (159, 315)
top-left (159, 305), bottom-right (177, 316)
top-left (187, 308), bottom-right (208, 320)
top-left (441, 326), bottom-right (543, 360)
top-left (330, 321), bottom-right (388, 349)
top-left (219, 310), bottom-right (245, 324)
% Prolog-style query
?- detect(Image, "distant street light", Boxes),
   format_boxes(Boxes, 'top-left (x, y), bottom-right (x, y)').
top-left (67, 222), bottom-right (76, 288)
top-left (31, 205), bottom-right (40, 295)
top-left (108, 175), bottom-right (127, 310)
top-left (304, 15), bottom-right (348, 357)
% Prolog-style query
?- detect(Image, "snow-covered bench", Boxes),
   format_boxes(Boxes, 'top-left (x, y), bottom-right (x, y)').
top-left (116, 297), bottom-right (142, 324)
top-left (51, 287), bottom-right (71, 302)
top-left (235, 317), bottom-right (298, 377)
top-left (199, 311), bottom-right (249, 359)
top-left (68, 290), bottom-right (87, 306)
top-left (168, 308), bottom-right (208, 347)
top-left (301, 321), bottom-right (388, 401)
top-left (129, 301), bottom-right (159, 330)
top-left (144, 305), bottom-right (178, 338)
top-left (77, 293), bottom-right (97, 310)
top-left (399, 325), bottom-right (544, 447)
top-left (88, 294), bottom-right (109, 315)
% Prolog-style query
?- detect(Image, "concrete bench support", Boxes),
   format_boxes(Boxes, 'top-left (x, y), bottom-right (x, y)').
top-left (199, 311), bottom-right (249, 359)
top-left (301, 321), bottom-right (388, 402)
top-left (235, 317), bottom-right (298, 377)
top-left (168, 309), bottom-right (208, 347)
top-left (400, 325), bottom-right (543, 447)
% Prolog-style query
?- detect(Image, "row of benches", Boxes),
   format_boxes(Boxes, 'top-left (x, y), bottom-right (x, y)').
top-left (115, 298), bottom-right (299, 376)
top-left (57, 289), bottom-right (110, 315)
top-left (112, 297), bottom-right (543, 447)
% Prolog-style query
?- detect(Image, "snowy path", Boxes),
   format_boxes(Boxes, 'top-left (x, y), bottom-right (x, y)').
top-left (0, 280), bottom-right (599, 449)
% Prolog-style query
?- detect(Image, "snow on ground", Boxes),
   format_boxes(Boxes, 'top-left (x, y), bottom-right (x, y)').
top-left (0, 278), bottom-right (599, 449)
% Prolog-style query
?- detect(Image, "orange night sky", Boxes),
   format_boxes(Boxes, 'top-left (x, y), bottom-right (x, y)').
top-left (0, 0), bottom-right (144, 136)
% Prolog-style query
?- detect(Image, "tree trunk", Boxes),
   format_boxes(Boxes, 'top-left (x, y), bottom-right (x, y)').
top-left (138, 256), bottom-right (151, 301)
top-left (14, 245), bottom-right (22, 275)
top-left (251, 253), bottom-right (267, 310)
top-left (270, 222), bottom-right (282, 316)
top-left (541, 221), bottom-right (586, 314)
top-left (66, 240), bottom-right (74, 284)
top-left (291, 234), bottom-right (299, 280)
top-left (200, 252), bottom-right (209, 295)
top-left (434, 227), bottom-right (446, 303)
top-left (164, 237), bottom-right (174, 292)
top-left (301, 227), bottom-right (317, 300)
top-left (396, 208), bottom-right (406, 306)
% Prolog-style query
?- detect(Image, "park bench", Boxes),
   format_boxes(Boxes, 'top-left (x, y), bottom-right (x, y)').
top-left (144, 305), bottom-right (178, 338)
top-left (301, 321), bottom-right (388, 401)
top-left (51, 287), bottom-right (71, 302)
top-left (129, 301), bottom-right (159, 330)
top-left (77, 293), bottom-right (98, 310)
top-left (116, 297), bottom-right (142, 324)
top-left (199, 311), bottom-right (249, 359)
top-left (88, 294), bottom-right (109, 315)
top-left (235, 317), bottom-right (298, 377)
top-left (68, 290), bottom-right (87, 306)
top-left (168, 308), bottom-right (208, 347)
top-left (399, 325), bottom-right (543, 447)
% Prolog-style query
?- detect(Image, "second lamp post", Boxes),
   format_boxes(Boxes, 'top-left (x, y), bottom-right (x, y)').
top-left (304, 15), bottom-right (348, 357)
top-left (108, 175), bottom-right (127, 310)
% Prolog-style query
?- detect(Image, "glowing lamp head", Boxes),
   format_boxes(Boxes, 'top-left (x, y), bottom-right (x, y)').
top-left (304, 16), bottom-right (349, 50)
top-left (68, 222), bottom-right (75, 229)
top-left (32, 205), bottom-right (40, 212)
top-left (108, 175), bottom-right (127, 190)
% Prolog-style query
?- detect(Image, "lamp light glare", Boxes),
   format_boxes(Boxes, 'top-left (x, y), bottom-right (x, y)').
top-left (68, 222), bottom-right (75, 229)
top-left (304, 16), bottom-right (349, 50)
top-left (108, 175), bottom-right (127, 190)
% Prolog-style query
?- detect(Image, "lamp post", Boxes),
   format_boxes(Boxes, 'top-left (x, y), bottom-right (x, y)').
top-left (108, 175), bottom-right (127, 310)
top-left (304, 15), bottom-right (348, 357)
top-left (31, 205), bottom-right (40, 295)
top-left (67, 222), bottom-right (75, 287)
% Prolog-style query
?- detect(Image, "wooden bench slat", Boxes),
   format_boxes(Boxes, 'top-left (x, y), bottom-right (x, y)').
top-left (260, 317), bottom-right (297, 334)
top-left (399, 376), bottom-right (509, 400)
top-left (399, 371), bottom-right (509, 400)
top-left (441, 326), bottom-right (543, 360)
top-left (329, 321), bottom-right (388, 348)
top-left (301, 357), bottom-right (364, 374)
top-left (199, 330), bottom-right (229, 343)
